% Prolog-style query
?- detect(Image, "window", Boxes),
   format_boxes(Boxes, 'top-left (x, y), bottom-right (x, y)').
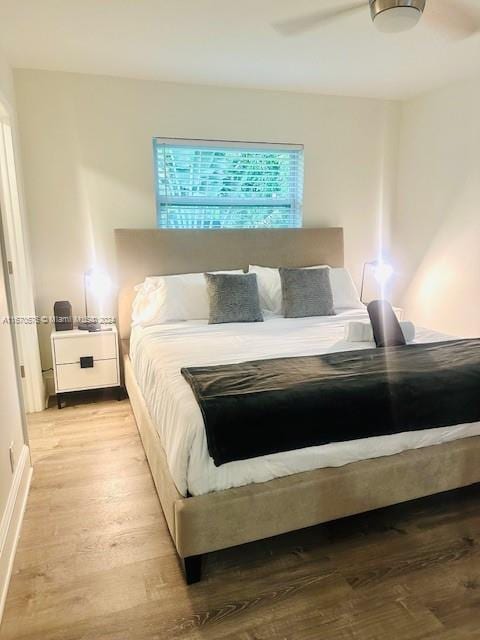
top-left (153, 138), bottom-right (304, 229)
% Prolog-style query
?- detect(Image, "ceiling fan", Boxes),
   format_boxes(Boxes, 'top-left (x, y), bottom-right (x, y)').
top-left (274, 0), bottom-right (480, 38)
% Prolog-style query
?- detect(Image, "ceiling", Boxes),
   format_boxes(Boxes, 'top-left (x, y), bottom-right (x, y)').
top-left (0, 0), bottom-right (479, 100)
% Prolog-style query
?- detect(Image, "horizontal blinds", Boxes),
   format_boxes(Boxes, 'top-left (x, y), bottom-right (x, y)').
top-left (154, 139), bottom-right (304, 229)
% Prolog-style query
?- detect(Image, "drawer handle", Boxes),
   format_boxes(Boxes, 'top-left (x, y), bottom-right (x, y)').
top-left (80, 356), bottom-right (94, 369)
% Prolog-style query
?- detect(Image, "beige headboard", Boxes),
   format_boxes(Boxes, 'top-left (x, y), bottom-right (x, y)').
top-left (115, 228), bottom-right (344, 339)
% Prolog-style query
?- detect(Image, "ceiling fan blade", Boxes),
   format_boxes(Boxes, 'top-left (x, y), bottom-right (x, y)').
top-left (273, 1), bottom-right (366, 36)
top-left (424, 0), bottom-right (480, 39)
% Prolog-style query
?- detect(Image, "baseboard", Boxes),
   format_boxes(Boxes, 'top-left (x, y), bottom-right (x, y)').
top-left (0, 445), bottom-right (32, 622)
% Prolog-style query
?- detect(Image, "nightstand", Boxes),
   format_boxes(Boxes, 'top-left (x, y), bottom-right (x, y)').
top-left (51, 326), bottom-right (120, 408)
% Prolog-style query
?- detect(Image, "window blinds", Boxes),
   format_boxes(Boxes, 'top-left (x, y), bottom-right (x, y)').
top-left (153, 139), bottom-right (304, 229)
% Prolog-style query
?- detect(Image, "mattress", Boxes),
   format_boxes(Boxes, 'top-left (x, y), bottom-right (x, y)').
top-left (130, 310), bottom-right (480, 497)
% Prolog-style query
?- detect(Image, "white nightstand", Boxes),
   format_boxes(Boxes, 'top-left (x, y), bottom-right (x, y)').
top-left (51, 326), bottom-right (120, 408)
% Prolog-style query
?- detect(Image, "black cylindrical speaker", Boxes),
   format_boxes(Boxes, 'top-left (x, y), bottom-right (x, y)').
top-left (54, 301), bottom-right (73, 331)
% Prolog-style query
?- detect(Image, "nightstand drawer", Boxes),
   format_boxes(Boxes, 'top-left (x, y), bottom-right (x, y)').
top-left (55, 359), bottom-right (119, 392)
top-left (53, 334), bottom-right (117, 365)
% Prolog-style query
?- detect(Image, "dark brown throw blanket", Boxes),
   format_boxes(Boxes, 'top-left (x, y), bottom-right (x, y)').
top-left (181, 339), bottom-right (480, 467)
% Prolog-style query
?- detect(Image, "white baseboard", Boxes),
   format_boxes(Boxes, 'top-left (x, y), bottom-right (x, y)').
top-left (0, 445), bottom-right (32, 623)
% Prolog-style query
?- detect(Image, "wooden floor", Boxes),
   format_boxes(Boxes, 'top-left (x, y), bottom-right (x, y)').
top-left (2, 395), bottom-right (480, 640)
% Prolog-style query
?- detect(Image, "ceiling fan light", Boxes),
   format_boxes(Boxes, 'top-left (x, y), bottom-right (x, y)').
top-left (374, 6), bottom-right (422, 32)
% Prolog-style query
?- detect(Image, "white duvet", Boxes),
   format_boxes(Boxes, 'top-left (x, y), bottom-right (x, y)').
top-left (130, 310), bottom-right (480, 496)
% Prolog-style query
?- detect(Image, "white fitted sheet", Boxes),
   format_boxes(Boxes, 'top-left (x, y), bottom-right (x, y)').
top-left (130, 310), bottom-right (480, 496)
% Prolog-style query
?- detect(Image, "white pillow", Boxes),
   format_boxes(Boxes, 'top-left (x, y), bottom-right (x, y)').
top-left (248, 265), bottom-right (283, 315)
top-left (328, 267), bottom-right (364, 310)
top-left (132, 270), bottom-right (243, 326)
top-left (248, 265), bottom-right (363, 314)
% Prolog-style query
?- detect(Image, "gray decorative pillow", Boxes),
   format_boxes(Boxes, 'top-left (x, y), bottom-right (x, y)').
top-left (205, 273), bottom-right (264, 324)
top-left (279, 267), bottom-right (335, 318)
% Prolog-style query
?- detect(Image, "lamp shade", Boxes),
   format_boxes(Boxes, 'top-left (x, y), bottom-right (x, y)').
top-left (360, 259), bottom-right (395, 304)
top-left (372, 261), bottom-right (394, 286)
top-left (79, 267), bottom-right (113, 330)
top-left (85, 268), bottom-right (112, 301)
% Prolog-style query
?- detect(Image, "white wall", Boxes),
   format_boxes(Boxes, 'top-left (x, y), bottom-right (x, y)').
top-left (13, 69), bottom-right (400, 368)
top-left (393, 74), bottom-right (480, 337)
top-left (0, 60), bottom-right (14, 112)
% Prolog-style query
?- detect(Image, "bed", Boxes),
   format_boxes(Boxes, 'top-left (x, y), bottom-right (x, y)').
top-left (116, 228), bottom-right (480, 583)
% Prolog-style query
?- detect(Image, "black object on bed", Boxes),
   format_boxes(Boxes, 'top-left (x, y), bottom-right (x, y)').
top-left (182, 339), bottom-right (480, 466)
top-left (367, 299), bottom-right (406, 348)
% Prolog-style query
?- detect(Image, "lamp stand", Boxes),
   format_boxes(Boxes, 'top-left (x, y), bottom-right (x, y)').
top-left (78, 271), bottom-right (101, 331)
top-left (360, 261), bottom-right (368, 304)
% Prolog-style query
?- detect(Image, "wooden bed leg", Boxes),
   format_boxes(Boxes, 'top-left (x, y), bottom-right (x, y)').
top-left (182, 554), bottom-right (203, 585)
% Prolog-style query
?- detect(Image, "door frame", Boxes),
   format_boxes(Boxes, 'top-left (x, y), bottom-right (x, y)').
top-left (0, 207), bottom-right (30, 445)
top-left (0, 93), bottom-right (44, 412)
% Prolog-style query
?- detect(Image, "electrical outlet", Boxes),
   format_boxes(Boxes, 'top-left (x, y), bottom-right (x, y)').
top-left (8, 441), bottom-right (15, 472)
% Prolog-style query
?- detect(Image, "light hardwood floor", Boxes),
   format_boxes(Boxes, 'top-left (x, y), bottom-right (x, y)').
top-left (2, 393), bottom-right (480, 639)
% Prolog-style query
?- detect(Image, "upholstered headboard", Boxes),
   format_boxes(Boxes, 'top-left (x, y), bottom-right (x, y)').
top-left (115, 228), bottom-right (344, 339)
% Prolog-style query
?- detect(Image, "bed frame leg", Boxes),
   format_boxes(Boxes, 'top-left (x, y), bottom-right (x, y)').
top-left (181, 554), bottom-right (203, 585)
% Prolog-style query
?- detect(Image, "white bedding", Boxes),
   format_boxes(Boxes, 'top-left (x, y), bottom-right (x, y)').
top-left (130, 310), bottom-right (480, 497)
